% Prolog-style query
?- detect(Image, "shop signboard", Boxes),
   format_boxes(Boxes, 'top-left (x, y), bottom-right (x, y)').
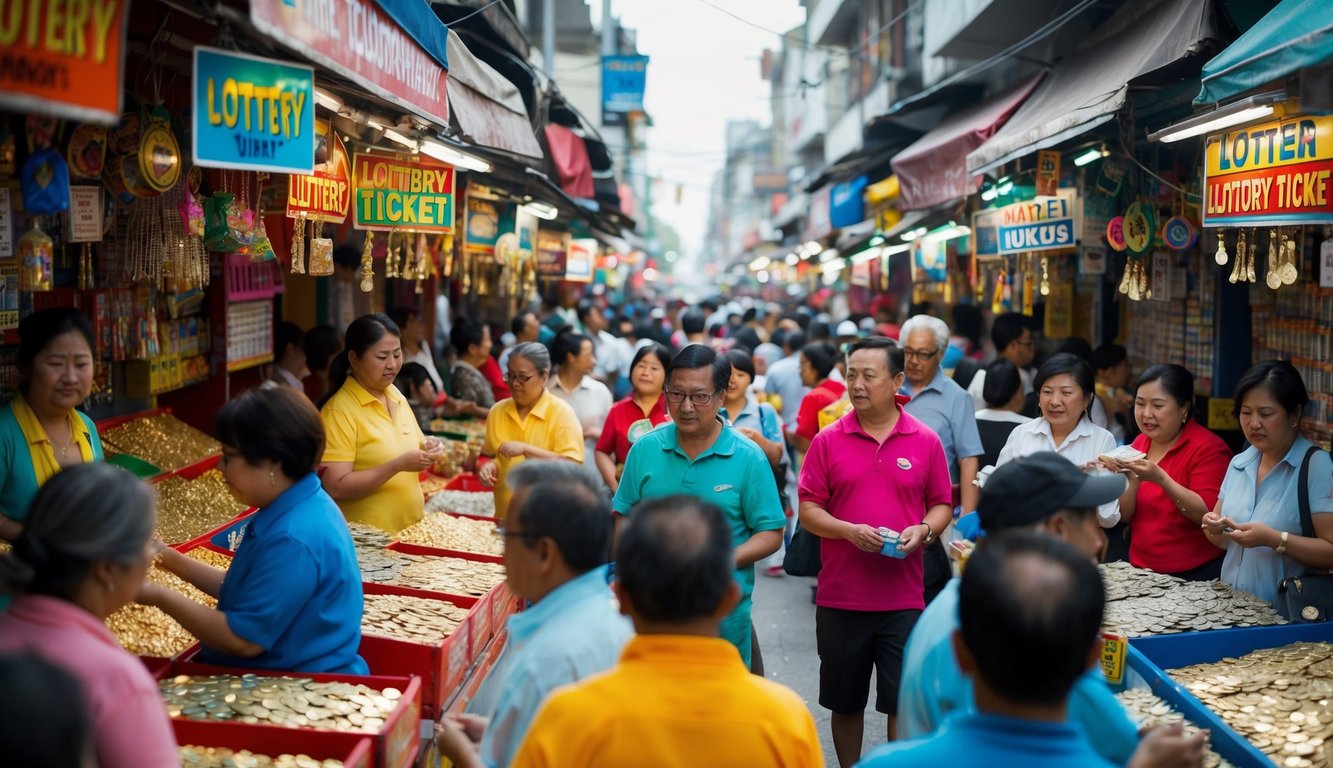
top-left (464, 195), bottom-right (502, 254)
top-left (975, 191), bottom-right (1078, 257)
top-left (515, 208), bottom-right (537, 258)
top-left (68, 187), bottom-right (102, 242)
top-left (601, 55), bottom-right (648, 127)
top-left (193, 47), bottom-right (315, 174)
top-left (352, 153), bottom-right (455, 233)
top-left (971, 208), bottom-right (1004, 259)
top-left (1204, 115), bottom-right (1333, 227)
top-left (250, 0), bottom-right (449, 127)
top-left (1035, 150), bottom-right (1060, 197)
top-left (829, 176), bottom-right (868, 229)
top-left (803, 187), bottom-right (833, 242)
top-left (536, 231), bottom-right (570, 278)
top-left (287, 120), bottom-right (351, 223)
top-left (566, 238), bottom-right (597, 283)
top-left (0, 0), bottom-right (129, 125)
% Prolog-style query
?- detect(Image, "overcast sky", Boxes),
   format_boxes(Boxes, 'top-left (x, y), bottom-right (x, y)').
top-left (597, 0), bottom-right (806, 259)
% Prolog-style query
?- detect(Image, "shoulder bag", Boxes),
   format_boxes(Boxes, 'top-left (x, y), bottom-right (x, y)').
top-left (1275, 446), bottom-right (1333, 623)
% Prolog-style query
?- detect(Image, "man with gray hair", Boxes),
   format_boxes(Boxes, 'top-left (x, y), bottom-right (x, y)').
top-left (435, 461), bottom-right (632, 768)
top-left (898, 314), bottom-right (984, 604)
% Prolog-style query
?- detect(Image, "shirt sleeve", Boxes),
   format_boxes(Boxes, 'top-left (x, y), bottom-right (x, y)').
top-left (611, 442), bottom-right (644, 515)
top-left (482, 662), bottom-right (556, 768)
top-left (795, 393), bottom-right (820, 441)
top-left (952, 396), bottom-right (984, 460)
top-left (321, 402), bottom-right (359, 463)
top-left (742, 446), bottom-right (786, 533)
top-left (549, 404), bottom-right (586, 463)
top-left (483, 407), bottom-right (500, 457)
top-left (222, 534), bottom-right (321, 650)
top-left (1310, 450), bottom-right (1333, 515)
top-left (758, 404), bottom-right (783, 444)
top-left (995, 423), bottom-right (1022, 467)
top-left (924, 437), bottom-right (954, 511)
top-left (1068, 668), bottom-right (1140, 766)
top-left (1185, 432), bottom-right (1232, 512)
top-left (797, 433), bottom-right (831, 508)
top-left (594, 406), bottom-right (618, 455)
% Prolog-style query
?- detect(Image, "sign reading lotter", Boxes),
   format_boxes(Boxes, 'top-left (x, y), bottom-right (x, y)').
top-left (1204, 115), bottom-right (1333, 227)
top-left (250, 0), bottom-right (449, 127)
top-left (193, 47), bottom-right (315, 174)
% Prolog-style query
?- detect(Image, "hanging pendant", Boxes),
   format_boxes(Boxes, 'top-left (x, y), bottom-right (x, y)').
top-left (360, 231), bottom-right (375, 292)
top-left (291, 214), bottom-right (307, 274)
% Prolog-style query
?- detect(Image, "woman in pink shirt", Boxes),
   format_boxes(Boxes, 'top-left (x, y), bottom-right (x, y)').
top-left (0, 463), bottom-right (178, 768)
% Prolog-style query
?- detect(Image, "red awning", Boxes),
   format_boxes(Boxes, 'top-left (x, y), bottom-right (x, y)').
top-left (544, 125), bottom-right (595, 199)
top-left (891, 73), bottom-right (1044, 211)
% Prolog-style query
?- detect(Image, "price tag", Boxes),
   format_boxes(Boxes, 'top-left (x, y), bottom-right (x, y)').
top-left (1208, 398), bottom-right (1239, 432)
top-left (1101, 632), bottom-right (1128, 685)
top-left (1321, 240), bottom-right (1333, 289)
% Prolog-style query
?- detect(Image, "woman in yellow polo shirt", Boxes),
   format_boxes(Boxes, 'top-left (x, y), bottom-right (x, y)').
top-left (478, 342), bottom-right (584, 518)
top-left (319, 314), bottom-right (443, 533)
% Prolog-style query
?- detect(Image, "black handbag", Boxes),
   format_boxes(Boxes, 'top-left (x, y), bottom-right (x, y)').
top-left (1275, 446), bottom-right (1333, 623)
top-left (783, 522), bottom-right (821, 577)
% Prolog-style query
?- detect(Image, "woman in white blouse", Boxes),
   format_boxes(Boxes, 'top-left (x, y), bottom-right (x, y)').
top-left (996, 353), bottom-right (1120, 527)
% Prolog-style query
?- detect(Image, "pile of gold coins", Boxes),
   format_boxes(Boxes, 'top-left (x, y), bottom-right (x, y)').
top-left (103, 413), bottom-right (221, 471)
top-left (347, 523), bottom-right (407, 583)
top-left (180, 746), bottom-right (345, 768)
top-left (155, 470), bottom-right (250, 544)
top-left (187, 547), bottom-right (234, 570)
top-left (397, 513), bottom-right (502, 556)
top-left (361, 594), bottom-right (471, 645)
top-left (108, 566), bottom-right (215, 657)
top-left (1116, 689), bottom-right (1233, 768)
top-left (1170, 642), bottom-right (1333, 767)
top-left (425, 490), bottom-right (495, 518)
top-left (346, 522), bottom-right (506, 595)
top-left (161, 674), bottom-right (402, 733)
top-left (420, 474), bottom-right (450, 498)
top-left (1100, 562), bottom-right (1286, 637)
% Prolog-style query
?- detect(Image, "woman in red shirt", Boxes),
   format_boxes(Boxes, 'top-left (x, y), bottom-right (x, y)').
top-left (789, 342), bottom-right (845, 452)
top-left (594, 343), bottom-right (672, 492)
top-left (1107, 364), bottom-right (1232, 579)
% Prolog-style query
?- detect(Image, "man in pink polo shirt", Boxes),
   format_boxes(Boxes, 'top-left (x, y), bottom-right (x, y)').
top-left (798, 336), bottom-right (953, 768)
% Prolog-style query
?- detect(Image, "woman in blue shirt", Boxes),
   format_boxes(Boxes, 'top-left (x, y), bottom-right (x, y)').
top-left (1203, 361), bottom-right (1333, 605)
top-left (140, 385), bottom-right (368, 674)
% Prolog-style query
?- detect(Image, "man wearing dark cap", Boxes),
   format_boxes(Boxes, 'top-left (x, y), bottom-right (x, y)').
top-left (896, 452), bottom-right (1139, 764)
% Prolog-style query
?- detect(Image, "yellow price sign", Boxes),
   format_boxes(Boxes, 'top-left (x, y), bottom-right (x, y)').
top-left (1101, 633), bottom-right (1128, 685)
top-left (1208, 398), bottom-right (1239, 432)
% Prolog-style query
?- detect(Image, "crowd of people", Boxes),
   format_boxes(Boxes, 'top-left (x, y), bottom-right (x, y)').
top-left (0, 295), bottom-right (1330, 767)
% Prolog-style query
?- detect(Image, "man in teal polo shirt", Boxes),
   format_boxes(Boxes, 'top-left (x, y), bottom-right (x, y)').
top-left (614, 344), bottom-right (785, 668)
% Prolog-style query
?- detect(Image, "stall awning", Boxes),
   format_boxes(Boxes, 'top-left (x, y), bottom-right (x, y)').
top-left (544, 125), bottom-right (595, 199)
top-left (1196, 0), bottom-right (1333, 106)
top-left (445, 31), bottom-right (542, 159)
top-left (773, 191), bottom-right (809, 229)
top-left (893, 74), bottom-right (1043, 211)
top-left (967, 0), bottom-right (1221, 174)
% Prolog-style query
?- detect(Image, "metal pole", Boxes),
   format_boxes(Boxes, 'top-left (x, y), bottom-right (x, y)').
top-left (543, 0), bottom-right (556, 78)
top-left (602, 0), bottom-right (613, 55)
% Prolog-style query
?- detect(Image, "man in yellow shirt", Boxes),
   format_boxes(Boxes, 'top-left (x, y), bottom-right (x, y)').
top-left (511, 494), bottom-right (824, 768)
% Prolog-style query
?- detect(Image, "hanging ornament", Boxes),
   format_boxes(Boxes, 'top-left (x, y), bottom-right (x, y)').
top-left (1039, 256), bottom-right (1051, 296)
top-left (1266, 229), bottom-right (1282, 289)
top-left (1230, 229), bottom-right (1247, 284)
top-left (290, 215), bottom-right (307, 274)
top-left (1246, 227), bottom-right (1257, 283)
top-left (309, 220), bottom-right (333, 276)
top-left (1162, 215), bottom-right (1197, 252)
top-left (19, 223), bottom-right (54, 291)
top-left (1281, 233), bottom-right (1298, 285)
top-left (1214, 231), bottom-right (1229, 265)
top-left (1122, 201), bottom-right (1153, 255)
top-left (1106, 217), bottom-right (1128, 252)
top-left (78, 243), bottom-right (93, 290)
top-left (360, 231), bottom-right (375, 292)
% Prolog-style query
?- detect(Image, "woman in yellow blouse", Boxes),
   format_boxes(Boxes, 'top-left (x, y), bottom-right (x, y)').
top-left (319, 314), bottom-right (443, 533)
top-left (478, 342), bottom-right (584, 518)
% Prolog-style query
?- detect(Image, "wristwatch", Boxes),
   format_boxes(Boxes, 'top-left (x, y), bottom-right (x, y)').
top-left (1276, 531), bottom-right (1289, 555)
top-left (921, 522), bottom-right (935, 544)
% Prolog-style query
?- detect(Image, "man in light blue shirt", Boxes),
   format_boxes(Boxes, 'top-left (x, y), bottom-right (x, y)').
top-left (435, 461), bottom-right (632, 768)
top-left (897, 452), bottom-right (1142, 766)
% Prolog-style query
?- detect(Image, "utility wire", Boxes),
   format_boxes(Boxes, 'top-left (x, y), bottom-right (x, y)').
top-left (446, 0), bottom-right (504, 27)
top-left (694, 0), bottom-right (919, 59)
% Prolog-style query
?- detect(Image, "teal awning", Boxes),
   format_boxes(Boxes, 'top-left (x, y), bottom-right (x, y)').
top-left (1196, 0), bottom-right (1333, 105)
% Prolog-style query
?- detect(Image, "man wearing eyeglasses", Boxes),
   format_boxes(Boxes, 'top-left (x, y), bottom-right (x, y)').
top-left (612, 344), bottom-right (785, 669)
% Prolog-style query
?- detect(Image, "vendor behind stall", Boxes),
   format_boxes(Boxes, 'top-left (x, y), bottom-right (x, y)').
top-left (0, 308), bottom-right (104, 540)
top-left (144, 386), bottom-right (369, 674)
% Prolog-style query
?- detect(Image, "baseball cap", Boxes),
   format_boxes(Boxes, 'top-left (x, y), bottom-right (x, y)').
top-left (978, 452), bottom-right (1126, 534)
top-left (836, 320), bottom-right (860, 338)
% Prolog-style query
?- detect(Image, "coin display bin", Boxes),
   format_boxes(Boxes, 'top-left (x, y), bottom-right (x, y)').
top-left (359, 584), bottom-right (479, 720)
top-left (445, 628), bottom-right (510, 718)
top-left (444, 472), bottom-right (491, 493)
top-left (161, 662), bottom-right (423, 768)
top-left (366, 576), bottom-right (495, 675)
top-left (173, 721), bottom-right (373, 768)
top-left (1125, 623), bottom-right (1333, 767)
top-left (388, 517), bottom-right (504, 564)
top-left (98, 409), bottom-right (222, 472)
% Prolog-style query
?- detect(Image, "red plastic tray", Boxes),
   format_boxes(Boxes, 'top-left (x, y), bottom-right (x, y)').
top-left (162, 661), bottom-right (422, 768)
top-left (446, 629), bottom-right (509, 716)
top-left (444, 473), bottom-right (492, 492)
top-left (360, 583), bottom-right (479, 720)
top-left (95, 406), bottom-right (172, 433)
top-left (387, 540), bottom-right (503, 565)
top-left (173, 721), bottom-right (373, 768)
top-left (171, 508), bottom-right (257, 554)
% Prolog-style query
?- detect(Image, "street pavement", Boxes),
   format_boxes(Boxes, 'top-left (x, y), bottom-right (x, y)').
top-left (753, 570), bottom-right (890, 767)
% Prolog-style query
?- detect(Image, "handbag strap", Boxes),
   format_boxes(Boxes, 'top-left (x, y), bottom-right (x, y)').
top-left (1297, 445), bottom-right (1321, 539)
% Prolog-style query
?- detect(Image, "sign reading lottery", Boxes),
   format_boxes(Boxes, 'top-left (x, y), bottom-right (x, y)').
top-left (352, 153), bottom-right (455, 232)
top-left (1204, 115), bottom-right (1333, 227)
top-left (193, 47), bottom-right (315, 174)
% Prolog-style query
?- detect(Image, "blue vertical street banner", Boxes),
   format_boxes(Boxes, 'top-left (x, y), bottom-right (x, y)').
top-left (193, 46), bottom-right (316, 174)
top-left (601, 55), bottom-right (649, 126)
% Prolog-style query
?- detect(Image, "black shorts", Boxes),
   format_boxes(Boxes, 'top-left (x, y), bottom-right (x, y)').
top-left (816, 606), bottom-right (921, 716)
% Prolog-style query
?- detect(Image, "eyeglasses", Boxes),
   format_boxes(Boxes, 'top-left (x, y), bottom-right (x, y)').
top-left (492, 526), bottom-right (538, 542)
top-left (504, 372), bottom-right (540, 386)
top-left (664, 389), bottom-right (720, 406)
top-left (902, 348), bottom-right (939, 361)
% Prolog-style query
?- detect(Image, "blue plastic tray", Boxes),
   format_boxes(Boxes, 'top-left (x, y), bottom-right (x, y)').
top-left (1127, 623), bottom-right (1333, 768)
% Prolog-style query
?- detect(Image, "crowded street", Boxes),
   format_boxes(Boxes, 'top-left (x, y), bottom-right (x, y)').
top-left (2, 0), bottom-right (1333, 767)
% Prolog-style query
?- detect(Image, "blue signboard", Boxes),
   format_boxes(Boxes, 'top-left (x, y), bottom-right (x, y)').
top-left (997, 218), bottom-right (1076, 255)
top-left (830, 175), bottom-right (868, 229)
top-left (193, 46), bottom-right (315, 174)
top-left (602, 55), bottom-right (649, 127)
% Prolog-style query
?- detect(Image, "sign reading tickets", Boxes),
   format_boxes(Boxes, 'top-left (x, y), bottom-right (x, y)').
top-left (287, 120), bottom-right (351, 223)
top-left (1204, 115), bottom-right (1333, 227)
top-left (193, 47), bottom-right (315, 174)
top-left (0, 0), bottom-right (129, 125)
top-left (353, 154), bottom-right (455, 232)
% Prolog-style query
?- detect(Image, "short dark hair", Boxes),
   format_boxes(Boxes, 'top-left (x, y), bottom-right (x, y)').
top-left (782, 330), bottom-right (807, 353)
top-left (1135, 364), bottom-right (1194, 420)
top-left (1057, 337), bottom-right (1093, 362)
top-left (1034, 353), bottom-right (1095, 416)
top-left (631, 342), bottom-right (672, 373)
top-left (510, 311), bottom-right (536, 337)
top-left (951, 304), bottom-right (982, 345)
top-left (17, 308), bottom-right (95, 393)
top-left (513, 473), bottom-right (612, 574)
top-left (216, 386), bottom-right (326, 480)
top-left (668, 344), bottom-right (731, 393)
top-left (991, 312), bottom-right (1030, 352)
top-left (304, 325), bottom-right (341, 373)
top-left (724, 349), bottom-right (755, 381)
top-left (983, 359), bottom-right (1023, 409)
top-left (808, 321), bottom-right (832, 342)
top-left (387, 306), bottom-right (417, 332)
top-left (319, 314), bottom-right (399, 408)
top-left (0, 653), bottom-right (92, 767)
top-left (395, 362), bottom-right (432, 397)
top-left (846, 336), bottom-right (904, 377)
top-left (1089, 343), bottom-right (1128, 373)
top-left (577, 299), bottom-right (601, 323)
top-left (450, 316), bottom-right (487, 357)
top-left (960, 532), bottom-right (1104, 707)
top-left (1233, 359), bottom-right (1309, 419)
top-left (800, 342), bottom-right (839, 379)
top-left (274, 321), bottom-right (305, 359)
top-left (551, 328), bottom-right (592, 368)
top-left (617, 495), bottom-right (734, 622)
top-left (681, 309), bottom-right (706, 335)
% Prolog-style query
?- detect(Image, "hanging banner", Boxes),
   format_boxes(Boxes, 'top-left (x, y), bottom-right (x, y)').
top-left (250, 0), bottom-right (450, 127)
top-left (974, 191), bottom-right (1079, 257)
top-left (352, 153), bottom-right (456, 232)
top-left (566, 238), bottom-right (597, 283)
top-left (193, 47), bottom-right (315, 174)
top-left (287, 120), bottom-right (351, 223)
top-left (601, 55), bottom-right (649, 127)
top-left (1203, 115), bottom-right (1333, 227)
top-left (0, 0), bottom-right (130, 125)
top-left (1035, 150), bottom-right (1060, 197)
top-left (515, 208), bottom-right (537, 258)
top-left (536, 230), bottom-right (570, 278)
top-left (464, 195), bottom-right (503, 254)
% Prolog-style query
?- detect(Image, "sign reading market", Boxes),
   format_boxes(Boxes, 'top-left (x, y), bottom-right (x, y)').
top-left (1204, 115), bottom-right (1333, 227)
top-left (352, 153), bottom-right (455, 232)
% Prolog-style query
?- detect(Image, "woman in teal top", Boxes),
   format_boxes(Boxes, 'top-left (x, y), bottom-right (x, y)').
top-left (0, 308), bottom-right (103, 540)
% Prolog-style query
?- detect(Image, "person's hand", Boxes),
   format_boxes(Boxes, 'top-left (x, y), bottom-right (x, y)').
top-left (1128, 723), bottom-right (1207, 768)
top-left (1200, 510), bottom-right (1228, 536)
top-left (896, 524), bottom-right (931, 555)
top-left (736, 427), bottom-right (766, 446)
top-left (433, 713), bottom-right (488, 764)
top-left (1224, 520), bottom-right (1281, 550)
top-left (497, 441), bottom-right (528, 458)
top-left (395, 450), bottom-right (435, 473)
top-left (477, 461), bottom-right (499, 486)
top-left (421, 436), bottom-right (446, 459)
top-left (847, 524), bottom-right (886, 553)
top-left (1120, 458), bottom-right (1167, 485)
